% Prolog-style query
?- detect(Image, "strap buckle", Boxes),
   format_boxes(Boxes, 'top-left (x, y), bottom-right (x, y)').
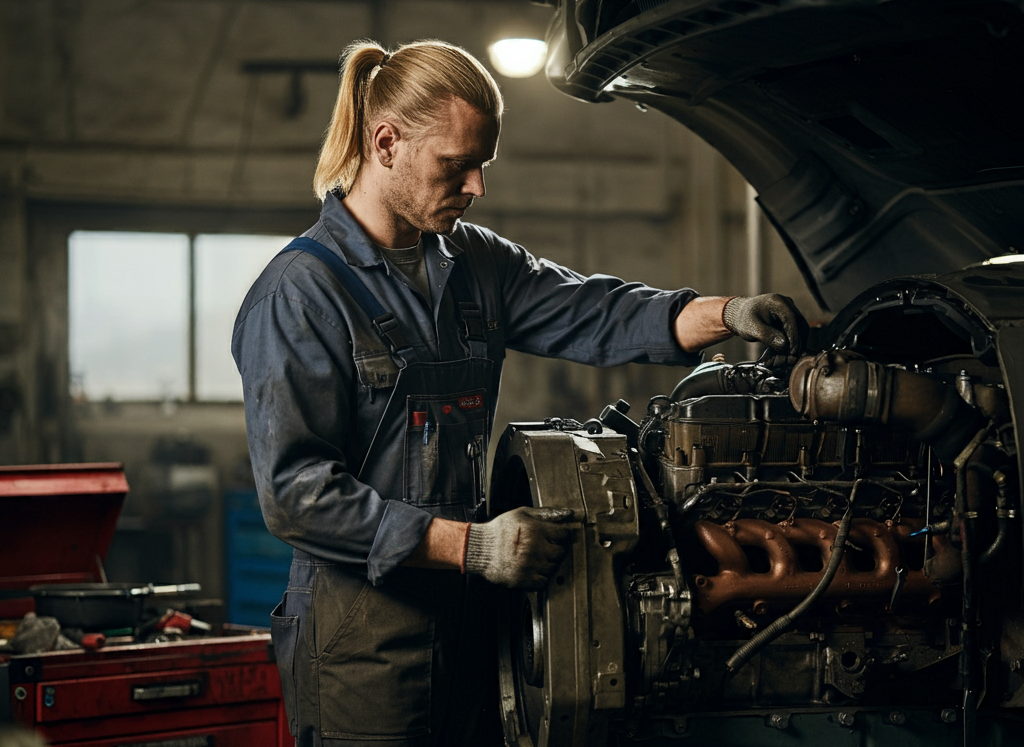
top-left (459, 302), bottom-right (487, 342)
top-left (373, 313), bottom-right (409, 353)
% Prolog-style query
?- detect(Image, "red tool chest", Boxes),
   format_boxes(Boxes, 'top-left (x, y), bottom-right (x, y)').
top-left (0, 463), bottom-right (288, 746)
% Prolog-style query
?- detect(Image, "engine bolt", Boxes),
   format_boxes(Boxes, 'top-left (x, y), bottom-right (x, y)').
top-left (941, 708), bottom-right (958, 724)
top-left (837, 711), bottom-right (855, 727)
top-left (769, 714), bottom-right (789, 730)
top-left (889, 711), bottom-right (906, 725)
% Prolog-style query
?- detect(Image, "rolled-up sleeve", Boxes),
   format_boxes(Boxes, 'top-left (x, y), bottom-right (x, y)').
top-left (232, 268), bottom-right (432, 585)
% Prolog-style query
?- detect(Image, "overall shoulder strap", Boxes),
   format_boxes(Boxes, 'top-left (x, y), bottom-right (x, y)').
top-left (280, 237), bottom-right (412, 359)
top-left (446, 257), bottom-right (489, 359)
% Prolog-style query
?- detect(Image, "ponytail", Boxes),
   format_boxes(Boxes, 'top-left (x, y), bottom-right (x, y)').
top-left (313, 39), bottom-right (504, 201)
top-left (313, 42), bottom-right (387, 200)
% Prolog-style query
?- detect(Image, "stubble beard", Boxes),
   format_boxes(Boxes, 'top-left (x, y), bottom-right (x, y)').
top-left (383, 158), bottom-right (461, 237)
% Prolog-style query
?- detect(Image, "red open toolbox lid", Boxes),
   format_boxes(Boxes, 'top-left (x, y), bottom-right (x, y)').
top-left (0, 463), bottom-right (128, 616)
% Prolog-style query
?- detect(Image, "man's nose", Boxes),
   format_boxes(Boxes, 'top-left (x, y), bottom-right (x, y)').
top-left (463, 168), bottom-right (486, 198)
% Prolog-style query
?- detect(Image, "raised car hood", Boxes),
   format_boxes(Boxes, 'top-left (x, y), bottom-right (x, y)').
top-left (546, 0), bottom-right (1024, 311)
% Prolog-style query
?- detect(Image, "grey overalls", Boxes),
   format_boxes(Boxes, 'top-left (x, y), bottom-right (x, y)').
top-left (269, 237), bottom-right (503, 747)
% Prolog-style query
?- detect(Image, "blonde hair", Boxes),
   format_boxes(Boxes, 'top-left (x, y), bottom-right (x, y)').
top-left (313, 39), bottom-right (504, 200)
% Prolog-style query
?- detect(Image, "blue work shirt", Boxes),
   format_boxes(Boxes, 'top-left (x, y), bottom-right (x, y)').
top-left (232, 193), bottom-right (699, 584)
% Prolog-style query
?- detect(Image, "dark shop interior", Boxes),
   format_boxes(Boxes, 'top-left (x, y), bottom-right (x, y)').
top-left (2, 1), bottom-right (1023, 746)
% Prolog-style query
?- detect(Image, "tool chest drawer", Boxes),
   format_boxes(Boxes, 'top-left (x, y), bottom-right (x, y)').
top-left (30, 662), bottom-right (279, 722)
top-left (43, 717), bottom-right (279, 747)
top-left (3, 635), bottom-right (287, 746)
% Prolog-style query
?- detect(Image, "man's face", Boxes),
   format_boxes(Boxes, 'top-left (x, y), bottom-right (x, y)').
top-left (382, 97), bottom-right (499, 239)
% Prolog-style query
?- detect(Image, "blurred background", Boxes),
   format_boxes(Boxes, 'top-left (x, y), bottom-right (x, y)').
top-left (0, 0), bottom-right (826, 622)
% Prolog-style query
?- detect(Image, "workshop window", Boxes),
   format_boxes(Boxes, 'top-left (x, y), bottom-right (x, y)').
top-left (69, 231), bottom-right (286, 402)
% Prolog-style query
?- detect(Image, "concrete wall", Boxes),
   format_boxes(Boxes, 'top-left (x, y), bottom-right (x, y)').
top-left (0, 0), bottom-right (827, 598)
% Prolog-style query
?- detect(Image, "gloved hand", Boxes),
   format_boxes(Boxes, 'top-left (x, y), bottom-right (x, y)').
top-left (723, 294), bottom-right (808, 355)
top-left (464, 507), bottom-right (574, 589)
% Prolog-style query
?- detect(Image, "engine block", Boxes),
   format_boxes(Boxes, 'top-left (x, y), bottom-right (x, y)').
top-left (643, 393), bottom-right (954, 623)
top-left (491, 275), bottom-right (1023, 747)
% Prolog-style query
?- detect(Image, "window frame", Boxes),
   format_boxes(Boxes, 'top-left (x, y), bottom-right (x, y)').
top-left (30, 200), bottom-right (316, 407)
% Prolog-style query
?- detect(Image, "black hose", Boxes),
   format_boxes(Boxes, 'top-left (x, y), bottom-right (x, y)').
top-left (635, 455), bottom-right (687, 620)
top-left (725, 481), bottom-right (861, 674)
top-left (978, 469), bottom-right (1015, 566)
top-left (951, 427), bottom-right (991, 747)
top-left (960, 497), bottom-right (978, 747)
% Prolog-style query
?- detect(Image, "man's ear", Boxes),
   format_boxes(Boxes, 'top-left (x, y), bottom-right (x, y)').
top-left (372, 120), bottom-right (401, 167)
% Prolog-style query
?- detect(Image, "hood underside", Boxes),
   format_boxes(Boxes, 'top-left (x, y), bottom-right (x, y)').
top-left (546, 0), bottom-right (1024, 311)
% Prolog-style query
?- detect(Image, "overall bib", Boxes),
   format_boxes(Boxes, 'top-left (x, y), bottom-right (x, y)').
top-left (268, 238), bottom-right (502, 747)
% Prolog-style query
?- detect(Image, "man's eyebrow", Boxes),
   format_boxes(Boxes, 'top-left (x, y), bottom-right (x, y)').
top-left (443, 154), bottom-right (496, 166)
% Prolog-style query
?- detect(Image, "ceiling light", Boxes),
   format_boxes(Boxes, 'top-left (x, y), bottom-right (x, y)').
top-left (983, 253), bottom-right (1024, 265)
top-left (488, 38), bottom-right (548, 79)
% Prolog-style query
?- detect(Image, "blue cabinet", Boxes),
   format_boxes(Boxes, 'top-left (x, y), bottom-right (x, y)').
top-left (224, 489), bottom-right (291, 626)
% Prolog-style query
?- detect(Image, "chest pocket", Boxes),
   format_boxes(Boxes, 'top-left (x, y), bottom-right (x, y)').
top-left (353, 350), bottom-right (400, 390)
top-left (485, 319), bottom-right (505, 364)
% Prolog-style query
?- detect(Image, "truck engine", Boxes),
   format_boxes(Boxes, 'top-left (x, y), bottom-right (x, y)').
top-left (489, 264), bottom-right (1024, 746)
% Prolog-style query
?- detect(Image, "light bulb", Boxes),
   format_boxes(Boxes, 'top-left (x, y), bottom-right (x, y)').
top-left (487, 38), bottom-right (548, 79)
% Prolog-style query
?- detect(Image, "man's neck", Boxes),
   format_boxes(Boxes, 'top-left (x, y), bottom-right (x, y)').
top-left (342, 180), bottom-right (420, 249)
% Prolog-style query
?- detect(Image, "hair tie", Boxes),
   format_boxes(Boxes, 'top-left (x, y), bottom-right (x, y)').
top-left (369, 52), bottom-right (389, 81)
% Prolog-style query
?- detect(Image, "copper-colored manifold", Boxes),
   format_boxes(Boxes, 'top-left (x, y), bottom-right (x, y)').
top-left (692, 518), bottom-right (950, 614)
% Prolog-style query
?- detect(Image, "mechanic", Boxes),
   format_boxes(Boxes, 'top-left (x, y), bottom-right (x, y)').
top-left (232, 39), bottom-right (807, 747)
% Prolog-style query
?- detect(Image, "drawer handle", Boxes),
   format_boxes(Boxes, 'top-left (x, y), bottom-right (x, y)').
top-left (131, 681), bottom-right (202, 701)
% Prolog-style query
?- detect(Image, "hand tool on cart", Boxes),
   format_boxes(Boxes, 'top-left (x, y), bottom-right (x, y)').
top-left (135, 607), bottom-right (213, 642)
top-left (156, 608), bottom-right (213, 634)
top-left (62, 627), bottom-right (106, 651)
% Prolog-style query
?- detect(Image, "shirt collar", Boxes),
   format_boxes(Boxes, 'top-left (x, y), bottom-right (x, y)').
top-left (320, 191), bottom-right (466, 265)
top-left (318, 192), bottom-right (382, 267)
top-left (435, 232), bottom-right (464, 259)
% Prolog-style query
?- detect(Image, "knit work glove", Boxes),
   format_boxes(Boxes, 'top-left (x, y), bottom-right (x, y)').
top-left (464, 507), bottom-right (574, 589)
top-left (723, 294), bottom-right (808, 355)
